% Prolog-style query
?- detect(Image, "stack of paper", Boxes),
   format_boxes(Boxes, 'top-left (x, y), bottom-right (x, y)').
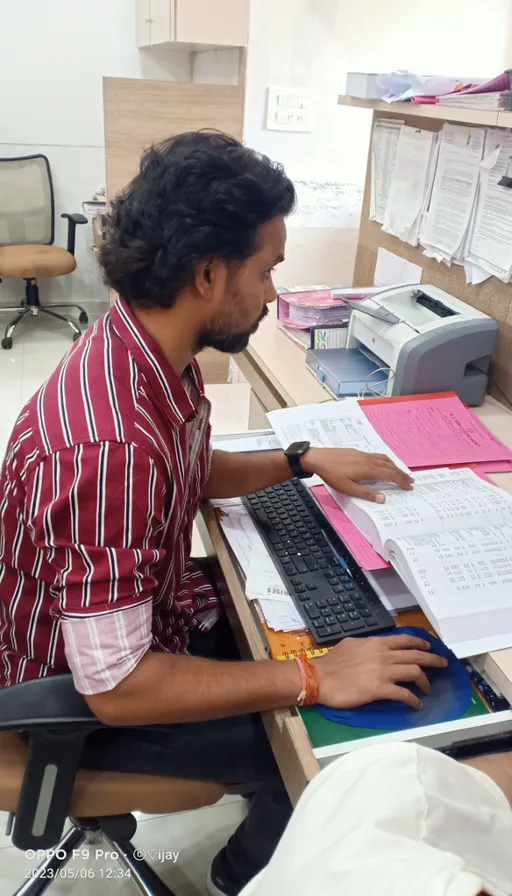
top-left (213, 497), bottom-right (304, 633)
top-left (441, 90), bottom-right (511, 111)
top-left (466, 128), bottom-right (512, 283)
top-left (382, 126), bottom-right (438, 245)
top-left (420, 123), bottom-right (485, 265)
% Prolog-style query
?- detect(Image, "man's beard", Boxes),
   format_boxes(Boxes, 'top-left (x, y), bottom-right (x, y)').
top-left (197, 305), bottom-right (269, 355)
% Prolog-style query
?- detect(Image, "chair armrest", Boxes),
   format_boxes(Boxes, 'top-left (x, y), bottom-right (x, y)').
top-left (0, 676), bottom-right (105, 851)
top-left (0, 674), bottom-right (99, 731)
top-left (61, 212), bottom-right (88, 256)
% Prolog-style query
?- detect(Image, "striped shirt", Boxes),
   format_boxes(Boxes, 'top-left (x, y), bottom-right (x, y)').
top-left (0, 297), bottom-right (219, 694)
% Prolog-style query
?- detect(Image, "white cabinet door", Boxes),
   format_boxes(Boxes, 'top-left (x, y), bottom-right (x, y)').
top-left (176, 0), bottom-right (249, 47)
top-left (148, 0), bottom-right (175, 45)
top-left (136, 0), bottom-right (151, 47)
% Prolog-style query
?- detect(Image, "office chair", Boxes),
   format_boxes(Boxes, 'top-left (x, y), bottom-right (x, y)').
top-left (0, 154), bottom-right (89, 350)
top-left (0, 675), bottom-right (228, 895)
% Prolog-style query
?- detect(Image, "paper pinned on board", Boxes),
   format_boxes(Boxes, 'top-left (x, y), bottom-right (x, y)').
top-left (420, 123), bottom-right (485, 262)
top-left (467, 128), bottom-right (512, 281)
top-left (370, 119), bottom-right (403, 224)
top-left (374, 248), bottom-right (423, 288)
top-left (383, 126), bottom-right (437, 245)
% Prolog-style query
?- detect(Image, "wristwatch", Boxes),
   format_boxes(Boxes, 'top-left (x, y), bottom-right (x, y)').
top-left (284, 441), bottom-right (313, 479)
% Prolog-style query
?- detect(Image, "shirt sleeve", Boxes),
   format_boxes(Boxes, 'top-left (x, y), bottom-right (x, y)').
top-left (26, 442), bottom-right (168, 695)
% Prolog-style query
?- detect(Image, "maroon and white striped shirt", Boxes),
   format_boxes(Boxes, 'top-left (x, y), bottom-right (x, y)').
top-left (0, 297), bottom-right (219, 694)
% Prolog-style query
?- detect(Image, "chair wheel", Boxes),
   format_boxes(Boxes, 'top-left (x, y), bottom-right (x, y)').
top-left (79, 312), bottom-right (88, 324)
top-left (1, 337), bottom-right (12, 350)
top-left (73, 332), bottom-right (81, 342)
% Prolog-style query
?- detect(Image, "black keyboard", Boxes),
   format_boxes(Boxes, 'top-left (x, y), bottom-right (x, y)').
top-left (242, 480), bottom-right (396, 645)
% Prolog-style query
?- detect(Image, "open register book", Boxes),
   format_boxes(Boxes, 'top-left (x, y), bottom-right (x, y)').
top-left (335, 468), bottom-right (512, 657)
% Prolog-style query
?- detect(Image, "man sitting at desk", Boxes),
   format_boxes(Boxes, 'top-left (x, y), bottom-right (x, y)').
top-left (0, 132), bottom-right (447, 896)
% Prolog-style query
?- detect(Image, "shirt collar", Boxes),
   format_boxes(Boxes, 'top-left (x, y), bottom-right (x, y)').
top-left (109, 296), bottom-right (205, 427)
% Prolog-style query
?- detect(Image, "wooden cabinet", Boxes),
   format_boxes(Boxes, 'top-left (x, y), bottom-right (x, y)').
top-left (136, 0), bottom-right (249, 49)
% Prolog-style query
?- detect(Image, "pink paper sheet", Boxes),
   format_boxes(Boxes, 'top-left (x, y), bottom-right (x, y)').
top-left (311, 485), bottom-right (389, 571)
top-left (362, 395), bottom-right (512, 468)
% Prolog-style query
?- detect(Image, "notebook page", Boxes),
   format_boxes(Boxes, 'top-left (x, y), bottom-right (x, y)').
top-left (388, 526), bottom-right (512, 653)
top-left (336, 468), bottom-right (512, 555)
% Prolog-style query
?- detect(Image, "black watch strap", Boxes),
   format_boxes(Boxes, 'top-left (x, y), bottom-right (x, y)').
top-left (284, 441), bottom-right (313, 479)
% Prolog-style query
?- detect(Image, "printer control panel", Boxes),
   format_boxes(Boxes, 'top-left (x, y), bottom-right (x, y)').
top-left (414, 291), bottom-right (459, 318)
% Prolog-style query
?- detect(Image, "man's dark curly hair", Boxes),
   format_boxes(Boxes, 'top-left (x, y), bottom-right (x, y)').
top-left (100, 131), bottom-right (296, 309)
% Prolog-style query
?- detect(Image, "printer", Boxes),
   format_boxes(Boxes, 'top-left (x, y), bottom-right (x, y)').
top-left (344, 284), bottom-right (499, 406)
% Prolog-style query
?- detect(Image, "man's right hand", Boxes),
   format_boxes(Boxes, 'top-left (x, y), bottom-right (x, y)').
top-left (313, 634), bottom-right (448, 710)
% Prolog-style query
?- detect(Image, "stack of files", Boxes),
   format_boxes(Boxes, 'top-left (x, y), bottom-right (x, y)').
top-left (420, 123), bottom-right (484, 265)
top-left (466, 127), bottom-right (512, 283)
top-left (440, 91), bottom-right (511, 111)
top-left (382, 125), bottom-right (439, 245)
top-left (439, 72), bottom-right (512, 110)
top-left (277, 286), bottom-right (399, 350)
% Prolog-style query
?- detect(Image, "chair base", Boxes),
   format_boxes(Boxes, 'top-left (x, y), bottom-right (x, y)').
top-left (13, 816), bottom-right (178, 896)
top-left (1, 278), bottom-right (88, 349)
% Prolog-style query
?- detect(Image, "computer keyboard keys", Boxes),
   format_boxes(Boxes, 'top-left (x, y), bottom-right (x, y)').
top-left (360, 608), bottom-right (371, 618)
top-left (304, 603), bottom-right (320, 620)
top-left (336, 612), bottom-right (348, 623)
top-left (342, 620), bottom-right (366, 632)
top-left (321, 607), bottom-right (331, 617)
top-left (348, 611), bottom-right (360, 620)
top-left (292, 557), bottom-right (308, 574)
top-left (325, 615), bottom-right (337, 626)
top-left (324, 624), bottom-right (341, 637)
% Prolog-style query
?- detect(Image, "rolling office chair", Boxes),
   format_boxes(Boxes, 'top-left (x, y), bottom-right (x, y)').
top-left (0, 675), bottom-right (227, 895)
top-left (0, 154), bottom-right (89, 349)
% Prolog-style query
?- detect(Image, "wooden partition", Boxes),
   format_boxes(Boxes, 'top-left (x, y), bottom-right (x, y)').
top-left (103, 76), bottom-right (244, 199)
top-left (103, 76), bottom-right (245, 384)
top-left (349, 105), bottom-right (512, 407)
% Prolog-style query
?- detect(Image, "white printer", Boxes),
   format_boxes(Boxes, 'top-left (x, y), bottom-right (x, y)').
top-left (346, 284), bottom-right (499, 406)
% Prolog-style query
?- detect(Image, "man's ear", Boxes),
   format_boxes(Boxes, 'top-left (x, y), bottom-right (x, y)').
top-left (194, 259), bottom-right (227, 302)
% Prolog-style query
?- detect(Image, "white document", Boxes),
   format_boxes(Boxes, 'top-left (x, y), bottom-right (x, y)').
top-left (215, 502), bottom-right (305, 632)
top-left (374, 248), bottom-right (423, 287)
top-left (364, 568), bottom-right (417, 614)
top-left (213, 433), bottom-right (282, 453)
top-left (383, 127), bottom-right (437, 245)
top-left (421, 124), bottom-right (484, 261)
top-left (467, 128), bottom-right (512, 280)
top-left (370, 119), bottom-right (402, 224)
top-left (389, 525), bottom-right (512, 654)
top-left (245, 546), bottom-right (291, 602)
top-left (267, 400), bottom-right (410, 474)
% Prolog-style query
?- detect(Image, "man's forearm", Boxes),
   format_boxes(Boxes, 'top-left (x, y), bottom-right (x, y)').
top-left (85, 652), bottom-right (301, 726)
top-left (203, 449), bottom-right (293, 499)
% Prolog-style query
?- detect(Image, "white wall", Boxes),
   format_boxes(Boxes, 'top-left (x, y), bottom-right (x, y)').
top-left (0, 0), bottom-right (190, 309)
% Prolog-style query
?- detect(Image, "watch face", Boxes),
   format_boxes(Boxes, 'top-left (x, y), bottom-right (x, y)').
top-left (286, 441), bottom-right (310, 457)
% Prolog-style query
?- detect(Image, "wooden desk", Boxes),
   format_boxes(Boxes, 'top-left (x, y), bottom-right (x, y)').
top-left (214, 314), bottom-right (512, 803)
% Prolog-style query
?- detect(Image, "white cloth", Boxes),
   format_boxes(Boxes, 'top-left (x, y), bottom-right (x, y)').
top-left (241, 743), bottom-right (512, 896)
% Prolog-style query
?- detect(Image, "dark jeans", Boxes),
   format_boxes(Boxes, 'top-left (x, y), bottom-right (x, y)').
top-left (79, 609), bottom-right (293, 884)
